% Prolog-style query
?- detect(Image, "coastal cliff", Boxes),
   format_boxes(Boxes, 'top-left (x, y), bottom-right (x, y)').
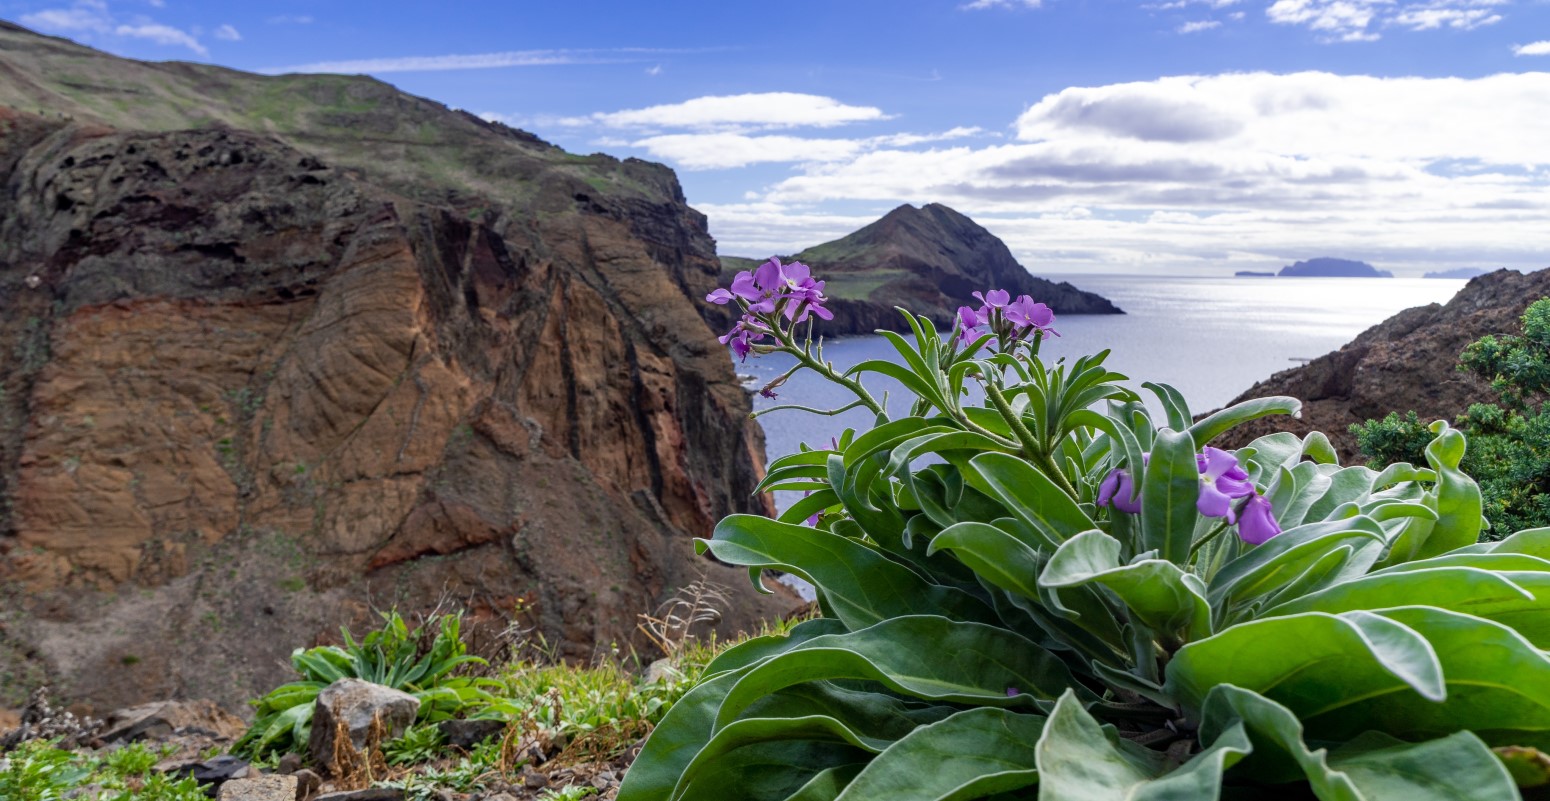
top-left (1218, 268), bottom-right (1550, 457)
top-left (0, 22), bottom-right (798, 712)
top-left (718, 204), bottom-right (1120, 336)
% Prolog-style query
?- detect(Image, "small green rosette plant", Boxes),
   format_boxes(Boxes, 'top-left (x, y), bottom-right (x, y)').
top-left (619, 260), bottom-right (1550, 800)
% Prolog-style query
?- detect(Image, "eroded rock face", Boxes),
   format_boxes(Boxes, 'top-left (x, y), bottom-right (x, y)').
top-left (0, 118), bottom-right (796, 711)
top-left (1217, 268), bottom-right (1550, 458)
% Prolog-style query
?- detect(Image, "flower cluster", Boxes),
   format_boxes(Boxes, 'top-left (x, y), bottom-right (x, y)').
top-left (1097, 446), bottom-right (1281, 544)
top-left (957, 289), bottom-right (1058, 348)
top-left (707, 258), bottom-right (832, 361)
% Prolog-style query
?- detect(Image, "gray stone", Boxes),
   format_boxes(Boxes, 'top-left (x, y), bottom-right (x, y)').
top-left (437, 718), bottom-right (506, 749)
top-left (292, 768), bottom-right (322, 799)
top-left (307, 679), bottom-right (419, 771)
top-left (218, 775), bottom-right (299, 801)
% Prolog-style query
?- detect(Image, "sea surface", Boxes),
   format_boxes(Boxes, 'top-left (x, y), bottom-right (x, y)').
top-left (741, 274), bottom-right (1467, 507)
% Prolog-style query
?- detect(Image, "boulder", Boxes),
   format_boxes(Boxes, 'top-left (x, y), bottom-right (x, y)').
top-left (100, 699), bottom-right (246, 743)
top-left (436, 718), bottom-right (506, 749)
top-left (307, 679), bottom-right (419, 769)
top-left (218, 775), bottom-right (298, 801)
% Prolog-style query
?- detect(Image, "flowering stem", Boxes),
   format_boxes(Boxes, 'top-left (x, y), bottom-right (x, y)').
top-left (1189, 519), bottom-right (1233, 560)
top-left (783, 339), bottom-right (884, 417)
top-left (982, 379), bottom-right (1079, 499)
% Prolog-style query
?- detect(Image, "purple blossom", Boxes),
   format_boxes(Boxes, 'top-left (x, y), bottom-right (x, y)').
top-left (957, 305), bottom-right (988, 347)
top-left (1238, 493), bottom-right (1281, 544)
top-left (1006, 687), bottom-right (1021, 698)
top-left (759, 387), bottom-right (778, 399)
top-left (1197, 447), bottom-right (1255, 522)
top-left (1097, 467), bottom-right (1142, 514)
top-left (1006, 295), bottom-right (1059, 338)
top-left (973, 289), bottom-right (1011, 309)
top-left (719, 318), bottom-right (765, 361)
top-left (705, 287), bottom-right (736, 305)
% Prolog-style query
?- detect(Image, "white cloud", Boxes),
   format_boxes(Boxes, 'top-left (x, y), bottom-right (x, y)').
top-left (266, 14), bottom-right (314, 24)
top-left (1514, 40), bottom-right (1550, 56)
top-left (593, 93), bottom-right (889, 131)
top-left (1178, 19), bottom-right (1222, 32)
top-left (646, 64), bottom-right (663, 76)
top-left (960, 0), bottom-right (1042, 9)
top-left (1266, 0), bottom-right (1388, 41)
top-left (114, 22), bottom-right (206, 55)
top-left (702, 72), bottom-right (1550, 275)
top-left (1266, 0), bottom-right (1512, 41)
top-left (20, 2), bottom-right (112, 33)
top-left (213, 23), bottom-right (240, 41)
top-left (272, 50), bottom-right (594, 74)
top-left (1391, 7), bottom-right (1501, 29)
top-left (628, 127), bottom-right (985, 170)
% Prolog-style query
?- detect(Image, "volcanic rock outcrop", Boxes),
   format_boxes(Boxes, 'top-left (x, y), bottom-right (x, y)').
top-left (1219, 268), bottom-right (1550, 458)
top-left (0, 21), bottom-right (797, 711)
top-left (717, 204), bottom-right (1119, 336)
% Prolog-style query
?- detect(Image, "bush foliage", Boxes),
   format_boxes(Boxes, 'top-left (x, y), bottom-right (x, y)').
top-left (618, 262), bottom-right (1550, 800)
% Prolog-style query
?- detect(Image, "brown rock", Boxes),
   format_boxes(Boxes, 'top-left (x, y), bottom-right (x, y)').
top-left (100, 699), bottom-right (246, 743)
top-left (0, 23), bottom-right (802, 713)
top-left (292, 768), bottom-right (323, 800)
top-left (219, 775), bottom-right (299, 801)
top-left (1217, 268), bottom-right (1550, 457)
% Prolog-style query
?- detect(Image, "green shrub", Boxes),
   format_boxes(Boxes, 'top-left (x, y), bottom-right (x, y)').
top-left (0, 740), bottom-right (202, 801)
top-left (234, 611), bottom-right (500, 759)
top-left (619, 264), bottom-right (1549, 800)
top-left (1356, 297), bottom-right (1550, 536)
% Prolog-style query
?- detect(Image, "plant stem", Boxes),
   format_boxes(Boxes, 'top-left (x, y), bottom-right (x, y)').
top-left (1189, 519), bottom-right (1232, 560)
top-left (983, 379), bottom-right (1080, 499)
top-left (783, 342), bottom-right (884, 416)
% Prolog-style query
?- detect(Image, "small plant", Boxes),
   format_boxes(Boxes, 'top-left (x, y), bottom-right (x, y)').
top-left (618, 262), bottom-right (1549, 800)
top-left (382, 723), bottom-right (446, 766)
top-left (539, 786), bottom-right (598, 801)
top-left (234, 611), bottom-right (501, 759)
top-left (0, 740), bottom-right (202, 801)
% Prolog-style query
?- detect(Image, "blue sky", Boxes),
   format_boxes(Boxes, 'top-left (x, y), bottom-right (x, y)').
top-left (5, 0), bottom-right (1550, 275)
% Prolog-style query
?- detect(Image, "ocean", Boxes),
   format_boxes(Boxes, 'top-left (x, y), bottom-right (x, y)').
top-left (740, 274), bottom-right (1467, 496)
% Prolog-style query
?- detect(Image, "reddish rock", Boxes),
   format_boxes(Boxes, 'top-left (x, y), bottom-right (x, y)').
top-left (1218, 268), bottom-right (1550, 458)
top-left (0, 24), bottom-right (800, 712)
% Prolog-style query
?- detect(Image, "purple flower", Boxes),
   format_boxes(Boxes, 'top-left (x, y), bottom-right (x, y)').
top-left (973, 289), bottom-right (1011, 309)
top-left (719, 318), bottom-right (765, 361)
top-left (1006, 687), bottom-right (1021, 698)
top-left (1197, 447), bottom-right (1255, 522)
top-left (724, 258), bottom-right (789, 314)
top-left (1007, 295), bottom-right (1059, 338)
top-left (705, 287), bottom-right (736, 305)
top-left (1097, 467), bottom-right (1142, 514)
top-left (957, 305), bottom-right (988, 347)
top-left (759, 387), bottom-right (778, 399)
top-left (1238, 493), bottom-right (1281, 544)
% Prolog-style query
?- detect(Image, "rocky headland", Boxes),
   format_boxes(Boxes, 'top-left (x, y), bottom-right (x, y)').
top-left (0, 21), bottom-right (800, 713)
top-left (1217, 268), bottom-right (1550, 458)
top-left (717, 203), bottom-right (1120, 336)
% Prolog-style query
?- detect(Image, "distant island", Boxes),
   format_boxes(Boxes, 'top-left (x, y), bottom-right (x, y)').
top-left (1423, 267), bottom-right (1494, 280)
top-left (1278, 258), bottom-right (1393, 278)
top-left (1235, 271), bottom-right (1276, 277)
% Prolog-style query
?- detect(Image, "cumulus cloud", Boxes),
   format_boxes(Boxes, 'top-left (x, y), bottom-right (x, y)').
top-left (1515, 41), bottom-right (1550, 56)
top-left (702, 72), bottom-right (1550, 274)
top-left (1266, 0), bottom-right (1386, 41)
top-left (113, 22), bottom-right (206, 54)
top-left (21, 1), bottom-right (208, 55)
top-left (213, 24), bottom-right (240, 41)
top-left (592, 93), bottom-right (889, 131)
top-left (1266, 0), bottom-right (1510, 41)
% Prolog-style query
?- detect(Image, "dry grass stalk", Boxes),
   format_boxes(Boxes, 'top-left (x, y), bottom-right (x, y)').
top-left (328, 712), bottom-right (389, 789)
top-left (637, 577), bottom-right (729, 661)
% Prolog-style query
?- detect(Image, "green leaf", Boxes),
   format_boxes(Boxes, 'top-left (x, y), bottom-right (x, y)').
top-left (697, 515), bottom-right (996, 629)
top-left (1208, 517), bottom-right (1387, 610)
top-left (1199, 685), bottom-right (1518, 799)
top-left (1038, 529), bottom-right (1211, 641)
top-left (836, 707), bottom-right (1044, 801)
top-left (1140, 428), bottom-right (1201, 564)
top-left (1036, 691), bottom-right (1252, 801)
top-left (926, 521), bottom-right (1046, 600)
top-left (714, 616), bottom-right (1087, 728)
top-left (1143, 381), bottom-right (1193, 432)
top-left (618, 670), bottom-right (746, 801)
top-left (1167, 610), bottom-right (1446, 721)
top-left (702, 618), bottom-right (850, 678)
top-left (1383, 421), bottom-right (1484, 566)
top-left (1257, 566), bottom-right (1533, 619)
top-left (1187, 396), bottom-right (1301, 448)
top-left (674, 741), bottom-right (871, 801)
top-left (961, 452), bottom-right (1095, 549)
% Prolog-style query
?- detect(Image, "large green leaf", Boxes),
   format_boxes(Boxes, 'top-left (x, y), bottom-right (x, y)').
top-left (1207, 517), bottom-right (1387, 611)
top-left (618, 670), bottom-right (747, 801)
top-left (1166, 610), bottom-right (1446, 723)
top-left (697, 515), bottom-right (995, 629)
top-left (1036, 691), bottom-right (1252, 801)
top-left (674, 740), bottom-right (871, 801)
top-left (1257, 567), bottom-right (1533, 620)
top-left (714, 616), bottom-right (1087, 728)
top-left (962, 451), bottom-right (1095, 549)
top-left (702, 618), bottom-right (850, 678)
top-left (1198, 685), bottom-right (1519, 800)
top-left (1382, 422), bottom-right (1484, 566)
top-left (1187, 396), bottom-right (1301, 448)
top-left (1038, 529), bottom-right (1211, 641)
top-left (1140, 428), bottom-right (1200, 564)
top-left (834, 708), bottom-right (1045, 801)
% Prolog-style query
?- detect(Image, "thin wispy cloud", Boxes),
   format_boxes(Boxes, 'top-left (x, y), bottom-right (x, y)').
top-left (592, 92), bottom-right (889, 131)
top-left (628, 126), bottom-right (985, 170)
top-left (265, 14), bottom-right (313, 24)
top-left (960, 0), bottom-right (1043, 8)
top-left (114, 21), bottom-right (205, 54)
top-left (268, 46), bottom-right (715, 75)
top-left (1178, 20), bottom-right (1222, 32)
top-left (213, 24), bottom-right (240, 41)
